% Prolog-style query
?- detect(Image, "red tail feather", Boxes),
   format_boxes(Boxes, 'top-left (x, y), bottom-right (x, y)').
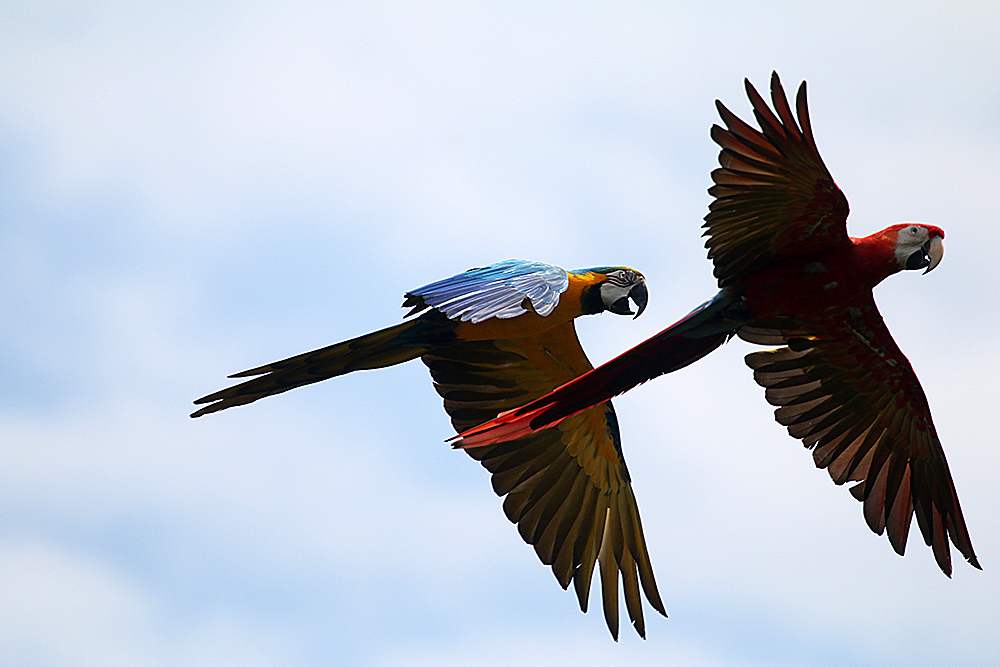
top-left (452, 403), bottom-right (558, 448)
top-left (453, 291), bottom-right (740, 448)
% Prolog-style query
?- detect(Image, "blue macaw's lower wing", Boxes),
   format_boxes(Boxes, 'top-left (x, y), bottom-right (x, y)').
top-left (423, 322), bottom-right (665, 640)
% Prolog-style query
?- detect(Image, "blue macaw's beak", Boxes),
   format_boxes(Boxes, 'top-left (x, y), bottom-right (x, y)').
top-left (630, 280), bottom-right (648, 318)
top-left (609, 281), bottom-right (649, 318)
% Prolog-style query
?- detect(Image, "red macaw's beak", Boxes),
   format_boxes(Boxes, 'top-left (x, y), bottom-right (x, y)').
top-left (925, 235), bottom-right (944, 273)
top-left (906, 235), bottom-right (944, 273)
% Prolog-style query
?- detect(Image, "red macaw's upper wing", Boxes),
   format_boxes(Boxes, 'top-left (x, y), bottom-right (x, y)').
top-left (423, 323), bottom-right (665, 640)
top-left (741, 298), bottom-right (979, 576)
top-left (706, 72), bottom-right (851, 287)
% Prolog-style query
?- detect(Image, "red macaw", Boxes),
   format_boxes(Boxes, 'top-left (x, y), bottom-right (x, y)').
top-left (456, 73), bottom-right (980, 578)
top-left (193, 259), bottom-right (664, 639)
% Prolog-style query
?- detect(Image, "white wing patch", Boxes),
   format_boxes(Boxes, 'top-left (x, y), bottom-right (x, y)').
top-left (408, 259), bottom-right (570, 323)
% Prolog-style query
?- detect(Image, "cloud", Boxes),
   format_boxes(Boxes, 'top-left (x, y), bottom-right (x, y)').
top-left (0, 538), bottom-right (303, 667)
top-left (1, 2), bottom-right (999, 665)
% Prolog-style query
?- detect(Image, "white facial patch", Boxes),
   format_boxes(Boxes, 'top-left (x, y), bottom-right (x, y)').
top-left (600, 270), bottom-right (639, 308)
top-left (600, 281), bottom-right (631, 307)
top-left (894, 224), bottom-right (930, 267)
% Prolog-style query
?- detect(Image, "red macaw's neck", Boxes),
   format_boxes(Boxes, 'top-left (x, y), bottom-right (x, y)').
top-left (742, 232), bottom-right (901, 320)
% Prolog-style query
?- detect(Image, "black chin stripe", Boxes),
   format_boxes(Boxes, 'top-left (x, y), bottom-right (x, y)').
top-left (580, 284), bottom-right (605, 314)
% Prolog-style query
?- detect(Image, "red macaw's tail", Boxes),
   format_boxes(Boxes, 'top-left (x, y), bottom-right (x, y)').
top-left (192, 314), bottom-right (454, 417)
top-left (454, 288), bottom-right (747, 448)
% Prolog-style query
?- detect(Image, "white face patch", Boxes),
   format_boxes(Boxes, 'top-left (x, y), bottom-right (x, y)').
top-left (600, 270), bottom-right (638, 308)
top-left (600, 280), bottom-right (631, 308)
top-left (599, 269), bottom-right (647, 317)
top-left (894, 224), bottom-right (931, 267)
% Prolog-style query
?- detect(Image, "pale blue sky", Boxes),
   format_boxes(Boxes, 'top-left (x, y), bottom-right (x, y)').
top-left (2, 2), bottom-right (999, 665)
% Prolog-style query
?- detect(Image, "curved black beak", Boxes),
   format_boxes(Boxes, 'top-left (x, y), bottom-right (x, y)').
top-left (628, 280), bottom-right (648, 318)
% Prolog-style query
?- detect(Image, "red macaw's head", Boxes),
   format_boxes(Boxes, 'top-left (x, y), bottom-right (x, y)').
top-left (887, 223), bottom-right (945, 273)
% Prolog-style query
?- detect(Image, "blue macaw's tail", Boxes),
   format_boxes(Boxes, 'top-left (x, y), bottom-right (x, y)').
top-left (454, 288), bottom-right (747, 448)
top-left (191, 314), bottom-right (455, 417)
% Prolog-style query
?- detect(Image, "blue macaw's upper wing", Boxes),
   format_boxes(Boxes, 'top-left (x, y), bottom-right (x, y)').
top-left (425, 323), bottom-right (665, 639)
top-left (405, 259), bottom-right (570, 323)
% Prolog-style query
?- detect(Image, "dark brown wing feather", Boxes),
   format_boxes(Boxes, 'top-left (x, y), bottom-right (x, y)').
top-left (191, 316), bottom-right (450, 417)
top-left (706, 72), bottom-right (851, 287)
top-left (423, 324), bottom-right (665, 639)
top-left (742, 298), bottom-right (979, 575)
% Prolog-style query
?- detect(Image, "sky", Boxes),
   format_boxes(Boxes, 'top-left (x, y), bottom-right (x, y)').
top-left (2, 2), bottom-right (999, 665)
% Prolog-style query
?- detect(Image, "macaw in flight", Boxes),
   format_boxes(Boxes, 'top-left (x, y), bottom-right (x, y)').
top-left (193, 260), bottom-right (664, 639)
top-left (458, 73), bottom-right (980, 579)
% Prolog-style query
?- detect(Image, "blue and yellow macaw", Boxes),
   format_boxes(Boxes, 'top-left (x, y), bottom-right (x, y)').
top-left (192, 259), bottom-right (662, 639)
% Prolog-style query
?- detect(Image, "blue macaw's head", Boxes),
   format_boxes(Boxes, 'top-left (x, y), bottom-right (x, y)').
top-left (574, 267), bottom-right (648, 319)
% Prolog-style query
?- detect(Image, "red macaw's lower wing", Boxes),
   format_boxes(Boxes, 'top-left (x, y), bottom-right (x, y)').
top-left (423, 323), bottom-right (665, 640)
top-left (742, 298), bottom-right (980, 575)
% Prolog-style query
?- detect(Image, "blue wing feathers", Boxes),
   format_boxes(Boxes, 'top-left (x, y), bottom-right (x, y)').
top-left (408, 259), bottom-right (569, 323)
